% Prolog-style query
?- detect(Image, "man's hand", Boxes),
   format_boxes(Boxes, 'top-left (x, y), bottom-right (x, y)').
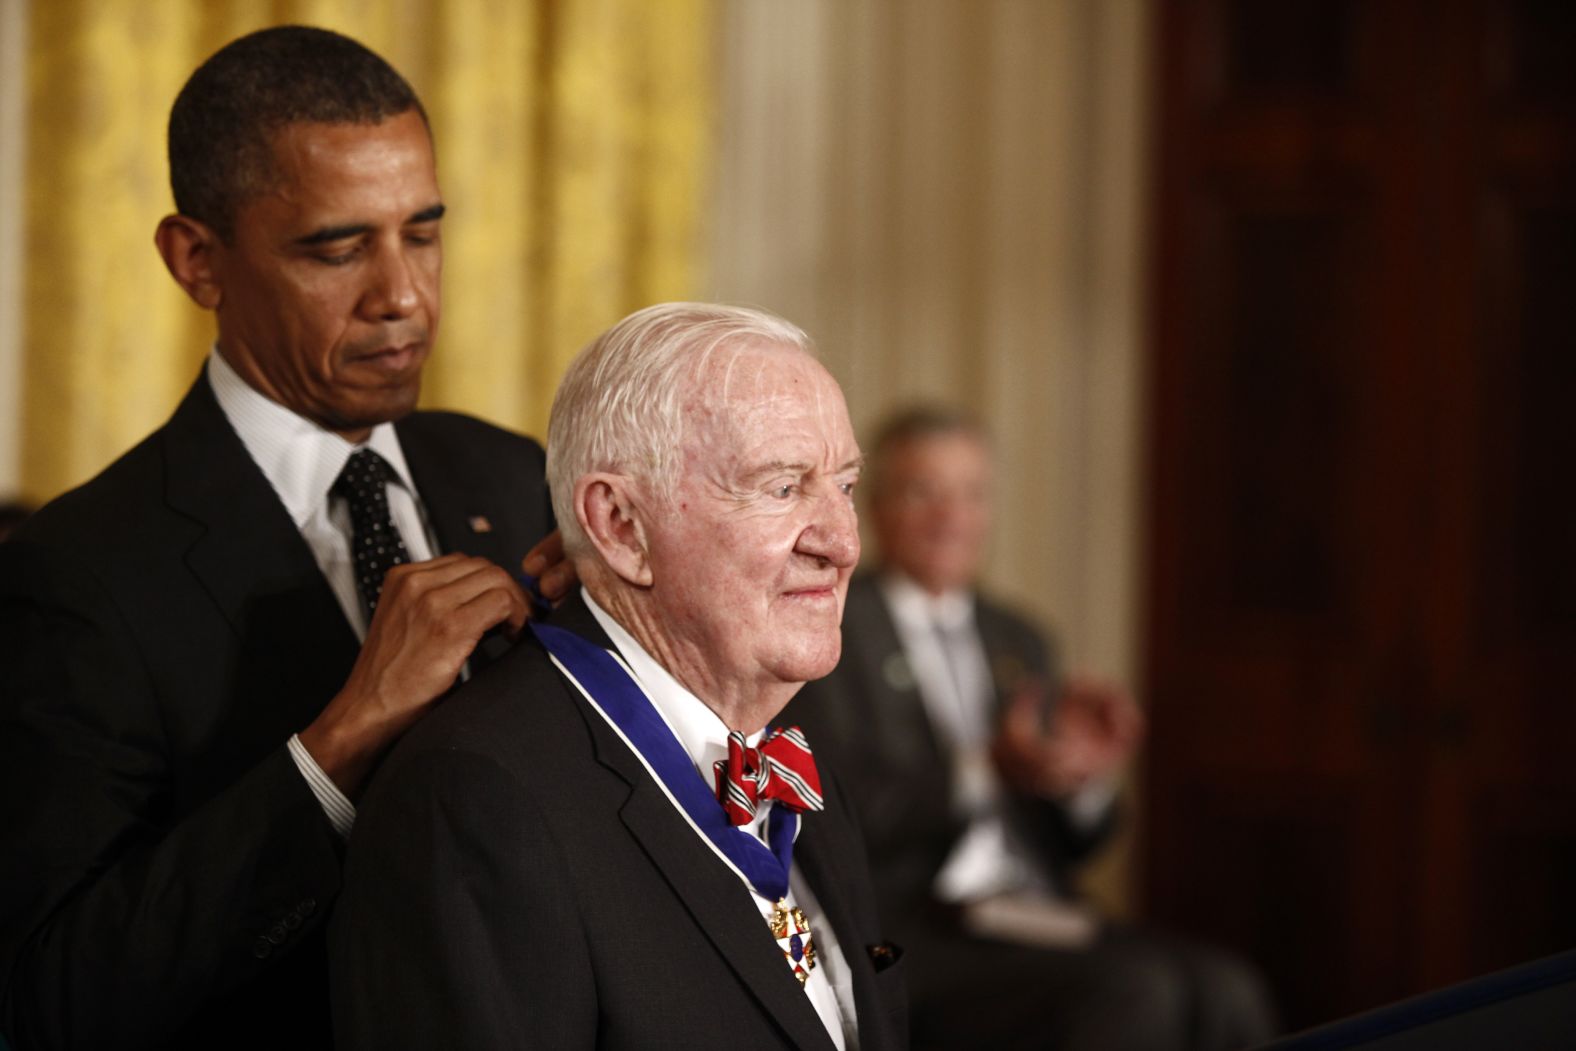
top-left (992, 676), bottom-right (1145, 800)
top-left (521, 529), bottom-right (577, 604)
top-left (299, 554), bottom-right (529, 797)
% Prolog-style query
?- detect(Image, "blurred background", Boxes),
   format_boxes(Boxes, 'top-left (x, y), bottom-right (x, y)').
top-left (2, 0), bottom-right (1573, 1033)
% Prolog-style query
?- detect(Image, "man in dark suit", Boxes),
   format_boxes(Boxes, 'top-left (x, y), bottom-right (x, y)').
top-left (787, 406), bottom-right (1276, 1050)
top-left (331, 303), bottom-right (907, 1050)
top-left (0, 27), bottom-right (563, 1050)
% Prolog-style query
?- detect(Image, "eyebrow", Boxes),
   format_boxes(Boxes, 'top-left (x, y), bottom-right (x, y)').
top-left (743, 455), bottom-right (865, 483)
top-left (740, 461), bottom-right (809, 484)
top-left (294, 203), bottom-right (447, 247)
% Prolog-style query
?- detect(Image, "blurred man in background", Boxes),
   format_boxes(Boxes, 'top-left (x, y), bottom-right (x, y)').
top-left (788, 405), bottom-right (1276, 1050)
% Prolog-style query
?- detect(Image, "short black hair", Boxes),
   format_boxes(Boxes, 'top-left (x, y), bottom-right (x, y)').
top-left (168, 25), bottom-right (428, 239)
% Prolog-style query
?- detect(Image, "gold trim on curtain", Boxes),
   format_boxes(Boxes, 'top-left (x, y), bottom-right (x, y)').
top-left (19, 0), bottom-right (715, 504)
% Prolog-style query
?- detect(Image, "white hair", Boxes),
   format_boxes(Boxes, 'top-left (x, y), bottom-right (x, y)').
top-left (546, 302), bottom-right (814, 553)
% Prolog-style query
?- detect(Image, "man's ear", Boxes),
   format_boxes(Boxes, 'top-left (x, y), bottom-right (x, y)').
top-left (575, 473), bottom-right (654, 587)
top-left (154, 214), bottom-right (224, 310)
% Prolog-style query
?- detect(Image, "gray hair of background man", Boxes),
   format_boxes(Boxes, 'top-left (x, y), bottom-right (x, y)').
top-left (866, 403), bottom-right (989, 497)
top-left (546, 302), bottom-right (814, 555)
top-left (168, 24), bottom-right (428, 239)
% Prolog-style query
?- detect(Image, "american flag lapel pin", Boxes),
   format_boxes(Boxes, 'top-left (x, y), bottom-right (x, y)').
top-left (468, 515), bottom-right (494, 534)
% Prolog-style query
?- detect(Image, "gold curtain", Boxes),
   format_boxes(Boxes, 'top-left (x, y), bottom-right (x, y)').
top-left (18, 0), bottom-right (716, 504)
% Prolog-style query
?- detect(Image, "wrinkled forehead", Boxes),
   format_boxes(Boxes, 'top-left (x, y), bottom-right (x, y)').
top-left (684, 343), bottom-right (851, 450)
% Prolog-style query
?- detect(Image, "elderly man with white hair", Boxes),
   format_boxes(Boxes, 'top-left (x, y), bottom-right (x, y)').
top-left (330, 303), bottom-right (908, 1051)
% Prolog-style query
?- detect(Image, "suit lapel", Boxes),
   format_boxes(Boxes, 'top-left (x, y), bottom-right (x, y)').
top-left (547, 600), bottom-right (838, 1051)
top-left (396, 415), bottom-right (514, 567)
top-left (976, 599), bottom-right (1030, 712)
top-left (846, 574), bottom-right (950, 769)
top-left (161, 374), bottom-right (360, 729)
top-left (613, 776), bottom-right (839, 1050)
top-left (397, 417), bottom-right (528, 666)
top-left (793, 811), bottom-right (895, 1051)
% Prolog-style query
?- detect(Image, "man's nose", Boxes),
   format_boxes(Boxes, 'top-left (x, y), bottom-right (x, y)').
top-left (802, 489), bottom-right (860, 569)
top-left (361, 243), bottom-right (420, 321)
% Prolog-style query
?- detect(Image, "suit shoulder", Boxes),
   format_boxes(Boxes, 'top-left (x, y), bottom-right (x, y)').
top-left (399, 411), bottom-right (544, 464)
top-left (356, 639), bottom-right (602, 863)
top-left (20, 428), bottom-right (170, 542)
top-left (975, 591), bottom-right (1042, 633)
top-left (377, 637), bottom-right (584, 776)
top-left (395, 413), bottom-right (548, 529)
top-left (974, 590), bottom-right (1057, 668)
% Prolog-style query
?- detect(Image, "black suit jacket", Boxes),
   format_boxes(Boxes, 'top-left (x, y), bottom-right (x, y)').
top-left (783, 573), bottom-right (1114, 934)
top-left (330, 595), bottom-right (909, 1051)
top-left (0, 372), bottom-right (550, 1050)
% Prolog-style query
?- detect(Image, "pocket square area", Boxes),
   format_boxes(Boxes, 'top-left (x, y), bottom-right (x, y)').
top-left (866, 941), bottom-right (904, 972)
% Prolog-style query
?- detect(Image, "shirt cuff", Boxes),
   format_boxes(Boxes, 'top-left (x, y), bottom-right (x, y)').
top-left (1065, 776), bottom-right (1119, 830)
top-left (288, 733), bottom-right (356, 839)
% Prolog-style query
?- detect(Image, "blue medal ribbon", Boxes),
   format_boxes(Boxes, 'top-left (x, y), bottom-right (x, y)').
top-left (531, 620), bottom-right (799, 901)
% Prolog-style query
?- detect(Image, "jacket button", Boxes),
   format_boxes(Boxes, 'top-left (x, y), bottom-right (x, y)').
top-left (267, 925), bottom-right (287, 945)
top-left (283, 911), bottom-right (303, 930)
top-left (299, 898), bottom-right (317, 917)
top-left (253, 937), bottom-right (273, 959)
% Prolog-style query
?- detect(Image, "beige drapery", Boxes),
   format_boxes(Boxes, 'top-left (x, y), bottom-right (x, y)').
top-left (17, 0), bottom-right (714, 503)
top-left (706, 0), bottom-right (1150, 914)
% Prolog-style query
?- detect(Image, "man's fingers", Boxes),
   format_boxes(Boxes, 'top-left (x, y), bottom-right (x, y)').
top-left (536, 561), bottom-right (577, 604)
top-left (521, 529), bottom-right (564, 577)
top-left (387, 551), bottom-right (469, 574)
top-left (416, 562), bottom-right (527, 625)
top-left (382, 557), bottom-right (521, 609)
top-left (380, 551), bottom-right (489, 589)
top-left (522, 528), bottom-right (582, 605)
top-left (454, 582), bottom-right (530, 641)
top-left (365, 558), bottom-right (528, 656)
top-left (1001, 689), bottom-right (1044, 735)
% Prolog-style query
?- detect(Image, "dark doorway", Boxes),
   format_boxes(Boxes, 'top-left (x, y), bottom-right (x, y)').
top-left (1145, 0), bottom-right (1576, 1031)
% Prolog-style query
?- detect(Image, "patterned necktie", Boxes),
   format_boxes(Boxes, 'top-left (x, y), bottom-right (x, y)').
top-left (333, 448), bottom-right (411, 622)
top-left (713, 726), bottom-right (824, 826)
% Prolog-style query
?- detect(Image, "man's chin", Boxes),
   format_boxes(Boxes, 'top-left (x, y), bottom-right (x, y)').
top-left (329, 387), bottom-right (423, 432)
top-left (775, 639), bottom-right (843, 687)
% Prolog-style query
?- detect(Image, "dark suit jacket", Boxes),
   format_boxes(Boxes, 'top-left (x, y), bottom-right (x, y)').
top-left (329, 595), bottom-right (909, 1051)
top-left (783, 572), bottom-right (1115, 935)
top-left (0, 371), bottom-right (550, 1050)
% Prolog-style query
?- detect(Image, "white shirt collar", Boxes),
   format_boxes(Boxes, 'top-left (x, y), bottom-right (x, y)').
top-left (581, 587), bottom-right (764, 778)
top-left (879, 570), bottom-right (975, 633)
top-left (206, 347), bottom-right (417, 527)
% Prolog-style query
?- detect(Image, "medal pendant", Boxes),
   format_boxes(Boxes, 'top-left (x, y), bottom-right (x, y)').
top-left (769, 898), bottom-right (817, 985)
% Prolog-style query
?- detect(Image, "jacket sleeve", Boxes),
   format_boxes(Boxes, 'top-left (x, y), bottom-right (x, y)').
top-left (0, 540), bottom-right (343, 1051)
top-left (330, 748), bottom-right (594, 1050)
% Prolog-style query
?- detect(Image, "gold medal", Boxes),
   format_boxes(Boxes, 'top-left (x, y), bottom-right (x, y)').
top-left (769, 899), bottom-right (817, 985)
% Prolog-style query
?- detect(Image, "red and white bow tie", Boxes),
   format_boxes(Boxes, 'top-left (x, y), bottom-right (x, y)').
top-left (713, 726), bottom-right (824, 826)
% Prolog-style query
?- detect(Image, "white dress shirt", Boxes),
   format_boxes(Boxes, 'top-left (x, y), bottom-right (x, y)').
top-left (583, 590), bottom-right (859, 1050)
top-left (879, 573), bottom-right (1115, 904)
top-left (207, 349), bottom-right (439, 837)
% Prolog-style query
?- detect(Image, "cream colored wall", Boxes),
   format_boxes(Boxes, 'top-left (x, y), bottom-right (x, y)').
top-left (705, 0), bottom-right (1151, 915)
